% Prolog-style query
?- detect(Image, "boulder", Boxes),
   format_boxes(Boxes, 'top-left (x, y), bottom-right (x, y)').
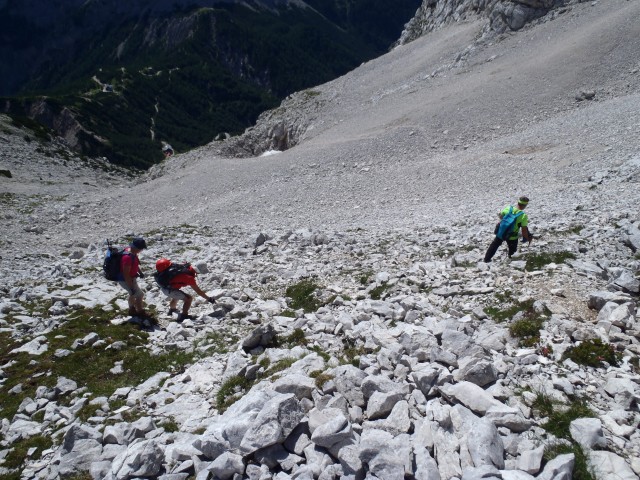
top-left (569, 418), bottom-right (606, 451)
top-left (517, 445), bottom-right (544, 474)
top-left (537, 453), bottom-right (574, 480)
top-left (467, 418), bottom-right (505, 469)
top-left (108, 440), bottom-right (164, 479)
top-left (588, 451), bottom-right (637, 480)
top-left (439, 382), bottom-right (502, 415)
top-left (273, 373), bottom-right (317, 400)
top-left (207, 452), bottom-right (245, 479)
top-left (241, 323), bottom-right (276, 350)
top-left (310, 410), bottom-right (354, 450)
top-left (239, 393), bottom-right (304, 454)
top-left (455, 359), bottom-right (498, 387)
top-left (331, 365), bottom-right (367, 407)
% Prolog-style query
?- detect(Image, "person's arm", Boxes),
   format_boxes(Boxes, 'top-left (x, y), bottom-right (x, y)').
top-left (521, 226), bottom-right (531, 242)
top-left (192, 283), bottom-right (216, 303)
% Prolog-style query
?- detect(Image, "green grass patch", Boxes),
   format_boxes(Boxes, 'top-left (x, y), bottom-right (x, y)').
top-left (369, 282), bottom-right (390, 300)
top-left (484, 296), bottom-right (548, 347)
top-left (484, 298), bottom-right (534, 324)
top-left (286, 279), bottom-right (322, 313)
top-left (309, 345), bottom-right (331, 362)
top-left (160, 417), bottom-right (180, 433)
top-left (342, 338), bottom-right (366, 366)
top-left (544, 442), bottom-right (594, 480)
top-left (275, 328), bottom-right (307, 348)
top-left (562, 338), bottom-right (621, 368)
top-left (543, 399), bottom-right (595, 439)
top-left (215, 356), bottom-right (299, 412)
top-left (524, 251), bottom-right (576, 271)
top-left (509, 316), bottom-right (545, 347)
top-left (359, 270), bottom-right (374, 285)
top-left (3, 434), bottom-right (53, 469)
top-left (309, 370), bottom-right (333, 389)
top-left (216, 375), bottom-right (254, 412)
top-left (263, 357), bottom-right (297, 377)
top-left (0, 306), bottom-right (195, 420)
top-left (532, 394), bottom-right (596, 480)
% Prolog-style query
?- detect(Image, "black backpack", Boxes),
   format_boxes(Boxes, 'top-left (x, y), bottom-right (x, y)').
top-left (103, 240), bottom-right (132, 281)
top-left (154, 263), bottom-right (194, 288)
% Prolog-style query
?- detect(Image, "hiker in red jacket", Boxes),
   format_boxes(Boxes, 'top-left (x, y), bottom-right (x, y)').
top-left (118, 237), bottom-right (150, 318)
top-left (154, 258), bottom-right (215, 322)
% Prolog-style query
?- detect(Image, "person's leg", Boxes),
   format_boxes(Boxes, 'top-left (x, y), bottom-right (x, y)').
top-left (507, 239), bottom-right (519, 257)
top-left (181, 294), bottom-right (193, 315)
top-left (484, 237), bottom-right (503, 262)
top-left (128, 295), bottom-right (136, 315)
top-left (119, 281), bottom-right (138, 315)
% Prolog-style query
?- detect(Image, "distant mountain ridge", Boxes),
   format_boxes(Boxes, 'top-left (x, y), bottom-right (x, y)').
top-left (0, 0), bottom-right (421, 168)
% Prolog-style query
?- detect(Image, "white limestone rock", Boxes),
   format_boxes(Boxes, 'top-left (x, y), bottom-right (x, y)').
top-left (206, 451), bottom-right (245, 479)
top-left (439, 381), bottom-right (502, 415)
top-left (589, 451), bottom-right (637, 480)
top-left (107, 439), bottom-right (164, 479)
top-left (273, 373), bottom-right (317, 400)
top-left (537, 453), bottom-right (574, 480)
top-left (569, 418), bottom-right (606, 451)
top-left (466, 418), bottom-right (505, 469)
top-left (239, 393), bottom-right (305, 455)
top-left (517, 445), bottom-right (544, 474)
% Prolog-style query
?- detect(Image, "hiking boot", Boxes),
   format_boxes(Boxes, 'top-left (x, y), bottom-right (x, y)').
top-left (176, 313), bottom-right (195, 323)
top-left (168, 308), bottom-right (179, 316)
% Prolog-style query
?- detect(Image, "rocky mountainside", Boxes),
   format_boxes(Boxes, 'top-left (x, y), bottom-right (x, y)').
top-left (0, 0), bottom-right (639, 478)
top-left (397, 0), bottom-right (570, 45)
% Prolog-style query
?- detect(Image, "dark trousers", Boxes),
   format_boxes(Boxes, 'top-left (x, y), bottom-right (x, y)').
top-left (484, 236), bottom-right (518, 262)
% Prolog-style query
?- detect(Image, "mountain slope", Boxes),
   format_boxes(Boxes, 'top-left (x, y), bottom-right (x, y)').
top-left (112, 0), bottom-right (639, 234)
top-left (0, 0), bottom-right (421, 169)
top-left (0, 1), bottom-right (639, 478)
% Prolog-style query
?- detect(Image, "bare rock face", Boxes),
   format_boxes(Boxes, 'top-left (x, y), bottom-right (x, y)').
top-left (216, 89), bottom-right (327, 158)
top-left (397, 0), bottom-right (569, 45)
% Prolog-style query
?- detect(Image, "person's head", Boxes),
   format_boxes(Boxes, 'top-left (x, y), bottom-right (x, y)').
top-left (517, 195), bottom-right (529, 209)
top-left (156, 258), bottom-right (172, 272)
top-left (129, 237), bottom-right (147, 253)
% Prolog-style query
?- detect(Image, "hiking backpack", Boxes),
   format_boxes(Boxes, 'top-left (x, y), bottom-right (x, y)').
top-left (154, 263), bottom-right (194, 289)
top-left (103, 240), bottom-right (126, 281)
top-left (496, 206), bottom-right (524, 240)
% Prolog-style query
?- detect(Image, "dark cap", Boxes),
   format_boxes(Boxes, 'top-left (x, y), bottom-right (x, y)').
top-left (518, 196), bottom-right (530, 205)
top-left (130, 238), bottom-right (147, 250)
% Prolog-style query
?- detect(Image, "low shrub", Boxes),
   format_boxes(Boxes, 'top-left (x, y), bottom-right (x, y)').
top-left (542, 398), bottom-right (595, 439)
top-left (562, 338), bottom-right (620, 368)
top-left (485, 298), bottom-right (534, 322)
top-left (216, 375), bottom-right (253, 412)
top-left (534, 394), bottom-right (596, 480)
top-left (509, 316), bottom-right (545, 347)
top-left (275, 328), bottom-right (307, 348)
top-left (309, 370), bottom-right (334, 389)
top-left (369, 282), bottom-right (390, 300)
top-left (543, 443), bottom-right (594, 480)
top-left (286, 279), bottom-right (322, 313)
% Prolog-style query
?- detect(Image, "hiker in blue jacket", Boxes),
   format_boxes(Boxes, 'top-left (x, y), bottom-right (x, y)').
top-left (484, 196), bottom-right (533, 262)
